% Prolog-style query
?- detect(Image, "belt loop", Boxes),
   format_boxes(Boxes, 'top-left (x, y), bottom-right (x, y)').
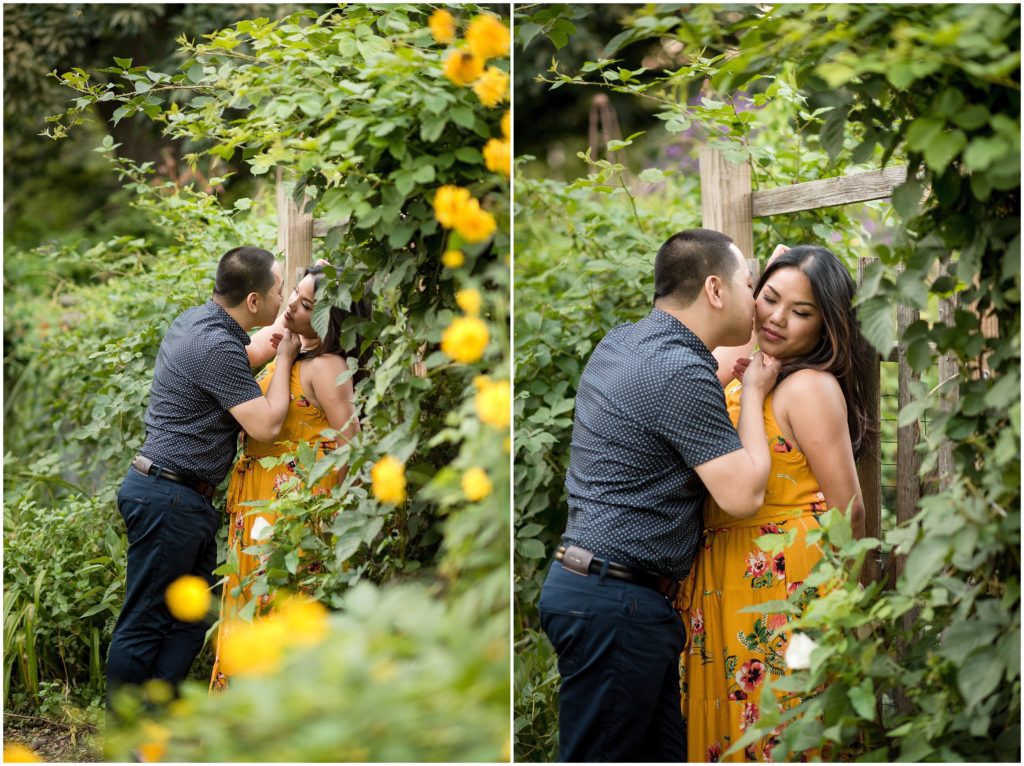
top-left (597, 558), bottom-right (609, 583)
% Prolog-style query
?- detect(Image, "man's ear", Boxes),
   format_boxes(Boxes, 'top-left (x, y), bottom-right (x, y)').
top-left (245, 292), bottom-right (260, 314)
top-left (704, 275), bottom-right (725, 309)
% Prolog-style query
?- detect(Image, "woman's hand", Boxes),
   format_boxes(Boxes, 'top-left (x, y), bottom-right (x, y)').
top-left (768, 244), bottom-right (790, 265)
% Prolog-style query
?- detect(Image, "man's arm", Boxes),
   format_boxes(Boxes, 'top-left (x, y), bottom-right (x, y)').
top-left (246, 315), bottom-right (286, 368)
top-left (693, 352), bottom-right (780, 518)
top-left (229, 330), bottom-right (301, 442)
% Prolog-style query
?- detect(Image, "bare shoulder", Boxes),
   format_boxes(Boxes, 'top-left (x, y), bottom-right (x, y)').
top-left (775, 368), bottom-right (846, 414)
top-left (305, 353), bottom-right (351, 387)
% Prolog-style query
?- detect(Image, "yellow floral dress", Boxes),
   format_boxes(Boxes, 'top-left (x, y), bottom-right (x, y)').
top-left (210, 359), bottom-right (338, 690)
top-left (677, 379), bottom-right (827, 762)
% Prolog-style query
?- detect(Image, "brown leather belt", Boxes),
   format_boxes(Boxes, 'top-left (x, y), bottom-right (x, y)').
top-left (131, 455), bottom-right (215, 499)
top-left (555, 544), bottom-right (679, 600)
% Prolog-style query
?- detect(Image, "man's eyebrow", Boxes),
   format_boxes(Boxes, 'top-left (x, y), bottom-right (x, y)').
top-left (764, 283), bottom-right (817, 308)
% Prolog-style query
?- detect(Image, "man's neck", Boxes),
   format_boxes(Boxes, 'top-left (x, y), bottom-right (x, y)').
top-left (211, 295), bottom-right (256, 332)
top-left (653, 302), bottom-right (716, 351)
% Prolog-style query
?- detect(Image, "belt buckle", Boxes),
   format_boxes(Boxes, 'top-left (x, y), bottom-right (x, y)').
top-left (132, 454), bottom-right (154, 476)
top-left (561, 545), bottom-right (594, 577)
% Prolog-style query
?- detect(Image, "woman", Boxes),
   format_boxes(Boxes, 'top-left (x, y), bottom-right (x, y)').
top-left (678, 245), bottom-right (875, 761)
top-left (210, 264), bottom-right (371, 690)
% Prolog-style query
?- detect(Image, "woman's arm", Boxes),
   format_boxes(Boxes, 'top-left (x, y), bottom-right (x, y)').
top-left (307, 355), bottom-right (359, 481)
top-left (779, 369), bottom-right (866, 539)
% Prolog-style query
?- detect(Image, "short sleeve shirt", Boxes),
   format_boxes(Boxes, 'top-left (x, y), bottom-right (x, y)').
top-left (563, 308), bottom-right (743, 579)
top-left (140, 300), bottom-right (263, 485)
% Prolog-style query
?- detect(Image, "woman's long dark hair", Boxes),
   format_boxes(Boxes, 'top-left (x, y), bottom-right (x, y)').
top-left (754, 246), bottom-right (877, 460)
top-left (298, 264), bottom-right (373, 388)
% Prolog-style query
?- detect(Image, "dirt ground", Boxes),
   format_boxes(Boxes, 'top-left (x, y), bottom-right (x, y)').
top-left (3, 714), bottom-right (102, 763)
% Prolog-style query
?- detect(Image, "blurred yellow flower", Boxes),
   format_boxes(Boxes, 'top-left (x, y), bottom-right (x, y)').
top-left (473, 66), bottom-right (508, 107)
top-left (441, 316), bottom-right (490, 363)
top-left (165, 575), bottom-right (210, 622)
top-left (452, 199), bottom-right (497, 243)
top-left (137, 722), bottom-right (170, 763)
top-left (462, 467), bottom-right (493, 501)
top-left (443, 50), bottom-right (484, 86)
top-left (501, 110), bottom-right (510, 139)
top-left (473, 375), bottom-right (492, 390)
top-left (466, 14), bottom-right (510, 60)
top-left (219, 617), bottom-right (289, 677)
top-left (503, 436), bottom-right (511, 453)
top-left (483, 138), bottom-right (510, 177)
top-left (275, 596), bottom-right (329, 648)
top-left (475, 379), bottom-right (510, 428)
top-left (433, 185), bottom-right (472, 228)
top-left (372, 455), bottom-right (407, 505)
top-left (442, 249), bottom-right (465, 268)
top-left (456, 288), bottom-right (482, 316)
top-left (3, 744), bottom-right (42, 763)
top-left (428, 9), bottom-right (456, 44)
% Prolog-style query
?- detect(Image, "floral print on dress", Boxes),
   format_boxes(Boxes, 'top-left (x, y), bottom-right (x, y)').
top-left (771, 435), bottom-right (793, 453)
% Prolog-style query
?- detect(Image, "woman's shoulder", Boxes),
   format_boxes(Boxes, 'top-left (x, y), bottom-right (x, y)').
top-left (303, 352), bottom-right (350, 383)
top-left (775, 368), bottom-right (845, 411)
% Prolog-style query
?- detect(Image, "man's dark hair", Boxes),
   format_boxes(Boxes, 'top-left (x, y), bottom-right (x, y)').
top-left (653, 228), bottom-right (739, 306)
top-left (213, 247), bottom-right (276, 306)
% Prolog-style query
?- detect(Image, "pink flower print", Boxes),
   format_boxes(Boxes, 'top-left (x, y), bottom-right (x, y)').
top-left (735, 660), bottom-right (765, 693)
top-left (272, 473), bottom-right (289, 495)
top-left (772, 552), bottom-right (786, 578)
top-left (707, 743), bottom-right (723, 762)
top-left (810, 490), bottom-right (827, 512)
top-left (739, 701), bottom-right (761, 731)
top-left (760, 522), bottom-right (782, 535)
top-left (771, 436), bottom-right (792, 453)
top-left (745, 550), bottom-right (769, 578)
top-left (787, 581), bottom-right (802, 595)
top-left (286, 460), bottom-right (296, 473)
top-left (728, 688), bottom-right (748, 701)
top-left (745, 745), bottom-right (758, 761)
top-left (690, 608), bottom-right (705, 636)
top-left (312, 486), bottom-right (328, 497)
top-left (295, 395), bottom-right (311, 408)
top-left (766, 612), bottom-right (788, 631)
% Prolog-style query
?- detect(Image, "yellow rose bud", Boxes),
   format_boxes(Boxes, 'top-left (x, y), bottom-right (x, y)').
top-left (483, 138), bottom-right (510, 177)
top-left (443, 50), bottom-right (484, 86)
top-left (371, 455), bottom-right (407, 505)
top-left (501, 110), bottom-right (510, 139)
top-left (165, 575), bottom-right (211, 622)
top-left (462, 467), bottom-right (493, 501)
top-left (441, 316), bottom-right (490, 363)
top-left (428, 9), bottom-right (456, 44)
top-left (466, 14), bottom-right (510, 60)
top-left (3, 744), bottom-right (42, 763)
top-left (452, 199), bottom-right (497, 243)
top-left (442, 249), bottom-right (465, 268)
top-left (475, 379), bottom-right (510, 428)
top-left (433, 185), bottom-right (473, 229)
top-left (473, 66), bottom-right (509, 108)
top-left (456, 288), bottom-right (482, 316)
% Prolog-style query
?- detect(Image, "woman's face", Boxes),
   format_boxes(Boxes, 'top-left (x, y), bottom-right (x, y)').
top-left (754, 266), bottom-right (824, 359)
top-left (283, 274), bottom-right (317, 337)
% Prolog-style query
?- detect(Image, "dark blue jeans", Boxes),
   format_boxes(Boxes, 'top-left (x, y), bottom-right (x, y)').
top-left (106, 467), bottom-right (219, 701)
top-left (538, 560), bottom-right (686, 762)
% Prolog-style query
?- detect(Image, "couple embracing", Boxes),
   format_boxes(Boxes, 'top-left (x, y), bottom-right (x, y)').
top-left (540, 228), bottom-right (873, 762)
top-left (106, 246), bottom-right (368, 702)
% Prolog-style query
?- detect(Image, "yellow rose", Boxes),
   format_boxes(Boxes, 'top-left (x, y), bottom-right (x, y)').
top-left (165, 575), bottom-right (211, 622)
top-left (462, 467), bottom-right (493, 501)
top-left (219, 618), bottom-right (288, 677)
top-left (501, 110), bottom-right (510, 139)
top-left (466, 14), bottom-right (510, 60)
top-left (441, 316), bottom-right (489, 363)
top-left (433, 185), bottom-right (472, 229)
top-left (371, 455), bottom-right (407, 505)
top-left (274, 596), bottom-right (329, 648)
top-left (137, 722), bottom-right (171, 763)
top-left (473, 66), bottom-right (509, 108)
top-left (456, 288), bottom-right (482, 316)
top-left (483, 138), bottom-right (511, 177)
top-left (453, 199), bottom-right (497, 243)
top-left (475, 379), bottom-right (510, 428)
top-left (503, 436), bottom-right (511, 453)
top-left (442, 249), bottom-right (465, 268)
top-left (3, 744), bottom-right (42, 763)
top-left (473, 374), bottom-right (492, 390)
top-left (443, 50), bottom-right (484, 86)
top-left (428, 9), bottom-right (456, 44)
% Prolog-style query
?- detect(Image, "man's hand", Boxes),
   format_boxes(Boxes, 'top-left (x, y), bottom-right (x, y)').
top-left (740, 351), bottom-right (780, 396)
top-left (267, 331), bottom-right (284, 351)
top-left (276, 329), bottom-right (301, 362)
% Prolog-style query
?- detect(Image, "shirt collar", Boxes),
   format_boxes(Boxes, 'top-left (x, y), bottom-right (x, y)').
top-left (648, 307), bottom-right (717, 369)
top-left (205, 299), bottom-right (253, 346)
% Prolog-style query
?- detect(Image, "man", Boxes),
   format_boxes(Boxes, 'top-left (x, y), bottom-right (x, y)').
top-left (106, 246), bottom-right (300, 700)
top-left (538, 228), bottom-right (781, 761)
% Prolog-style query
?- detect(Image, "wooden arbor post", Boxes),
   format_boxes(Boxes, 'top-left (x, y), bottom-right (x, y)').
top-left (276, 167), bottom-right (313, 300)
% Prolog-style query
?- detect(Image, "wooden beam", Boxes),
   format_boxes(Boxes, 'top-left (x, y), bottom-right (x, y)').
top-left (752, 166), bottom-right (908, 218)
top-left (856, 257), bottom-right (882, 585)
top-left (276, 168), bottom-right (313, 300)
top-left (937, 295), bottom-right (959, 488)
top-left (699, 146), bottom-right (754, 262)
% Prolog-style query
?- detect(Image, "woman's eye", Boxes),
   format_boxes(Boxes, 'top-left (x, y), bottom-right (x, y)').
top-left (794, 312), bottom-right (810, 318)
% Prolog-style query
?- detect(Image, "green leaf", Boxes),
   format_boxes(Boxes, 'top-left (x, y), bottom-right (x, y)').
top-left (113, 57), bottom-right (133, 69)
top-left (958, 647), bottom-right (1005, 711)
top-left (901, 537), bottom-right (949, 595)
top-left (638, 168), bottom-right (665, 184)
top-left (952, 104), bottom-right (991, 131)
top-left (848, 679), bottom-right (876, 721)
top-left (450, 106), bottom-right (475, 129)
top-left (964, 136), bottom-right (1009, 172)
top-left (905, 116), bottom-right (944, 151)
top-left (891, 178), bottom-right (924, 221)
top-left (924, 129), bottom-right (967, 175)
top-left (857, 297), bottom-right (896, 356)
top-left (940, 621), bottom-right (1000, 664)
top-left (984, 369), bottom-right (1020, 409)
top-left (819, 105), bottom-right (848, 160)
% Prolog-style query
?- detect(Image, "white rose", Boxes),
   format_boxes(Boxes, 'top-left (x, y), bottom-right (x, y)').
top-left (785, 632), bottom-right (818, 670)
top-left (250, 515), bottom-right (274, 541)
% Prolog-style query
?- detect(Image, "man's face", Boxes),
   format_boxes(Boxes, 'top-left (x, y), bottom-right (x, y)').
top-left (721, 244), bottom-right (755, 346)
top-left (256, 262), bottom-right (285, 326)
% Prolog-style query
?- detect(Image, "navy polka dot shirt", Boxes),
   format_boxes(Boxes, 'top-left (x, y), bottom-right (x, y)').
top-left (563, 308), bottom-right (743, 579)
top-left (140, 300), bottom-right (263, 485)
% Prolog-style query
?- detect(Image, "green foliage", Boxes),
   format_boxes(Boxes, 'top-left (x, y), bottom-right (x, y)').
top-left (514, 3), bottom-right (1019, 762)
top-left (7, 5), bottom-right (510, 757)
